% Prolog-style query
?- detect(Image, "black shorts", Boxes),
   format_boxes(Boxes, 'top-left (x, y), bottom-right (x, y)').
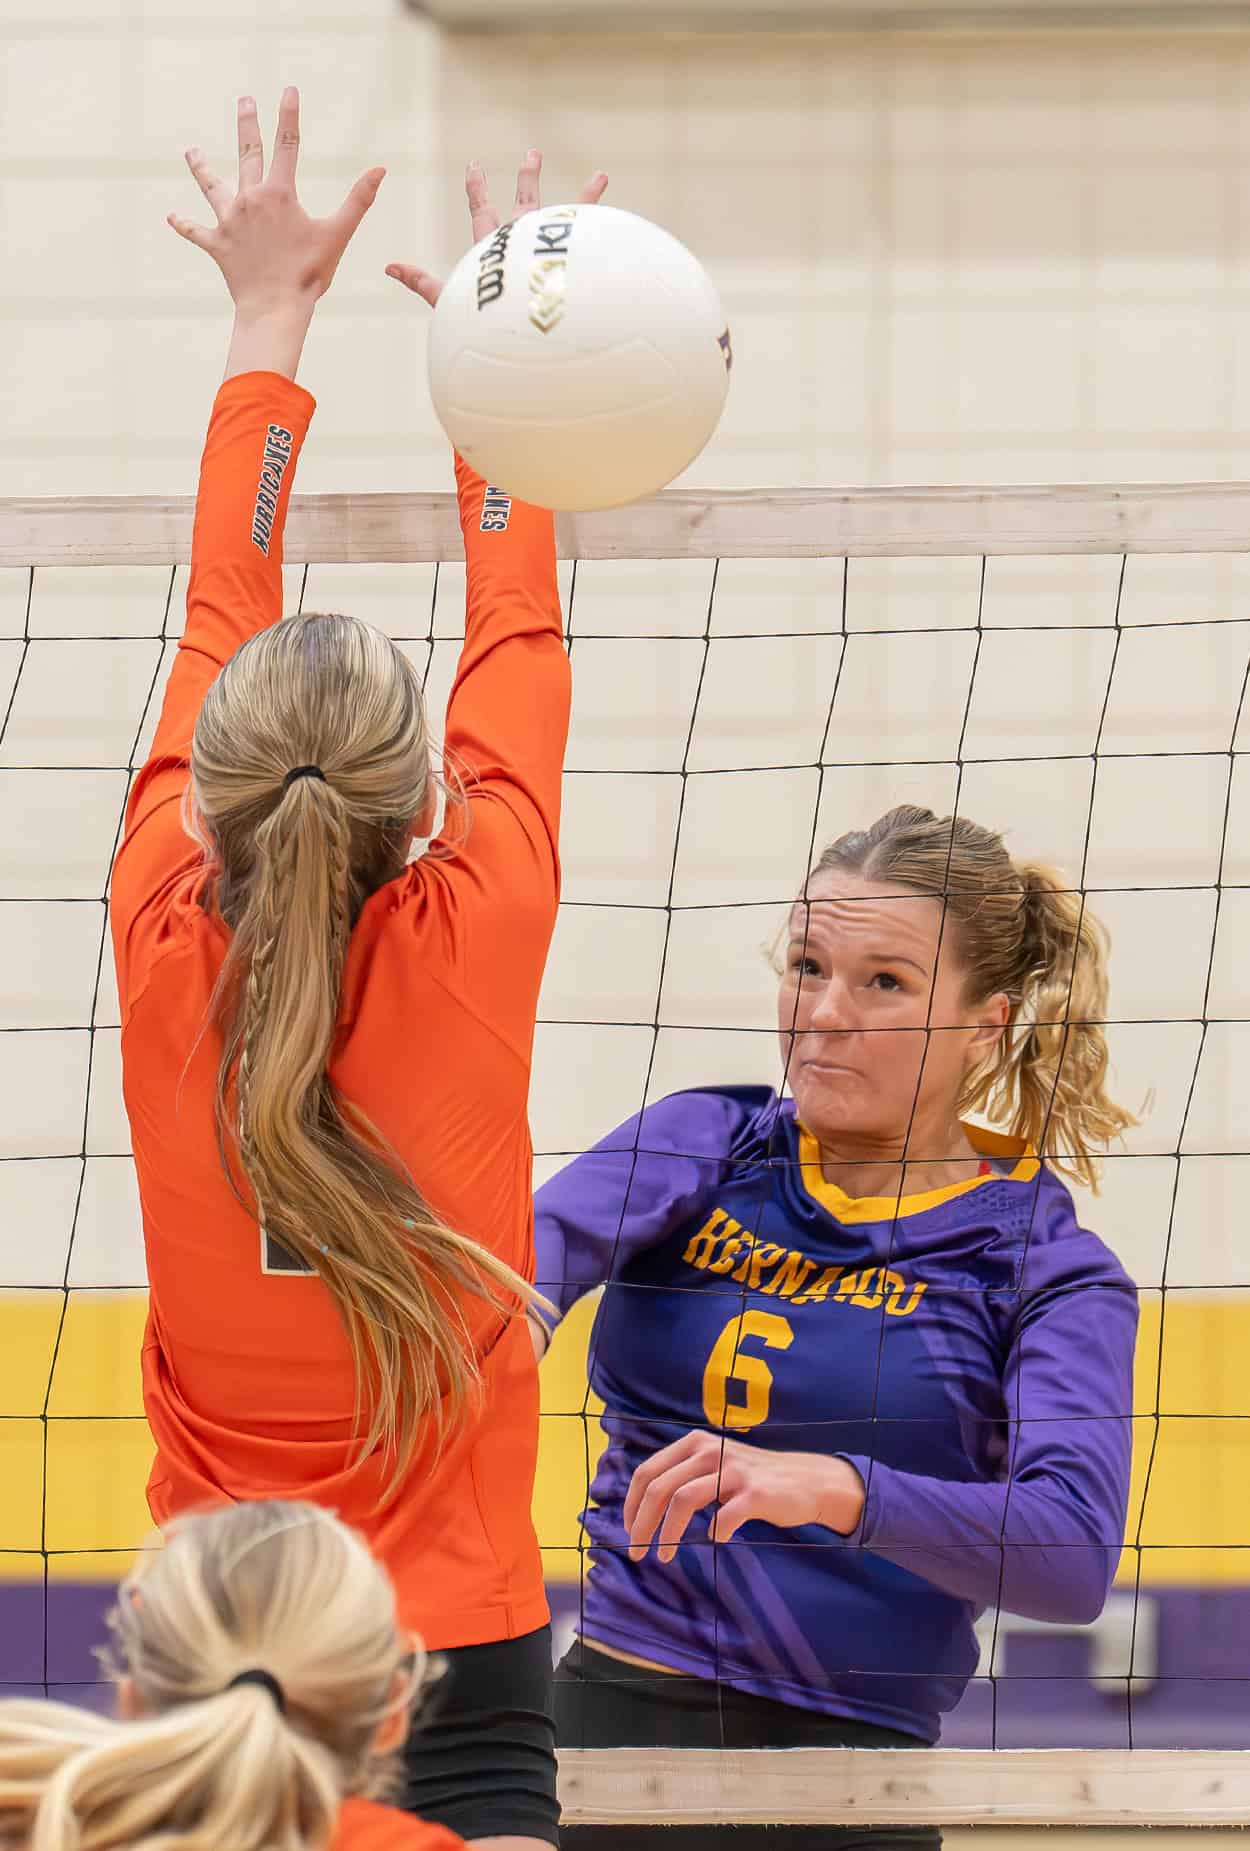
top-left (555, 1638), bottom-right (941, 1851)
top-left (400, 1624), bottom-right (559, 1845)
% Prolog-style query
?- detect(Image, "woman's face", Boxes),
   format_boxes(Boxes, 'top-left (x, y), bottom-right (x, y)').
top-left (776, 868), bottom-right (1007, 1154)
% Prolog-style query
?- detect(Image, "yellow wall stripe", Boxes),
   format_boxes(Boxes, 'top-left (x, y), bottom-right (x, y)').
top-left (0, 1289), bottom-right (1245, 1587)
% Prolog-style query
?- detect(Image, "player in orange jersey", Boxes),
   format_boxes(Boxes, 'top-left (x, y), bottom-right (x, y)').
top-left (0, 1501), bottom-right (462, 1851)
top-left (109, 89), bottom-right (606, 1849)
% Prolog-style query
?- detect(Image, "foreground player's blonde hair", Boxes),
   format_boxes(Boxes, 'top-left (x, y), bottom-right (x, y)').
top-left (809, 805), bottom-right (1136, 1191)
top-left (0, 1501), bottom-right (429, 1851)
top-left (190, 612), bottom-right (538, 1480)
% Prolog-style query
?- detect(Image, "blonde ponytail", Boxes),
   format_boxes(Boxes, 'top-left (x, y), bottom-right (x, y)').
top-left (0, 1501), bottom-right (430, 1851)
top-left (5, 1689), bottom-right (339, 1851)
top-left (961, 859), bottom-right (1136, 1191)
top-left (811, 807), bottom-right (1137, 1190)
top-left (191, 611), bottom-right (543, 1484)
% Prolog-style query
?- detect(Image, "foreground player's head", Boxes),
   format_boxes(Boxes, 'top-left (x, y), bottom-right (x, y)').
top-left (778, 804), bottom-right (1134, 1189)
top-left (0, 1500), bottom-right (427, 1851)
top-left (187, 614), bottom-right (535, 1478)
top-left (192, 612), bottom-right (436, 927)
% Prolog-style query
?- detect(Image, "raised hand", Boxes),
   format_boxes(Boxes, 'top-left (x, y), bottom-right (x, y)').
top-left (386, 148), bottom-right (608, 309)
top-left (171, 89), bottom-right (384, 381)
top-left (623, 1430), bottom-right (867, 1564)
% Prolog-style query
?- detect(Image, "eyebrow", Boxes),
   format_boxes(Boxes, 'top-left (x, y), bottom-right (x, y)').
top-left (866, 951), bottom-right (930, 978)
top-left (785, 930), bottom-right (931, 980)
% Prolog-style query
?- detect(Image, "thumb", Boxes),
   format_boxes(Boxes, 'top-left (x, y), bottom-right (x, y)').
top-left (167, 212), bottom-right (216, 253)
top-left (707, 1493), bottom-right (755, 1547)
top-left (386, 263), bottom-right (442, 308)
top-left (334, 165), bottom-right (386, 239)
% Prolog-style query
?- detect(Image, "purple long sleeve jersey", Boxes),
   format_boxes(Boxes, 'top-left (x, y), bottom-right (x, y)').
top-left (533, 1086), bottom-right (1138, 1741)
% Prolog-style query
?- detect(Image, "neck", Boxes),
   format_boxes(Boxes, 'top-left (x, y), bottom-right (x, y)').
top-left (810, 1112), bottom-right (983, 1203)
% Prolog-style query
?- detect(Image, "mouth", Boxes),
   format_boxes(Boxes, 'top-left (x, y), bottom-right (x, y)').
top-left (801, 1060), bottom-right (859, 1079)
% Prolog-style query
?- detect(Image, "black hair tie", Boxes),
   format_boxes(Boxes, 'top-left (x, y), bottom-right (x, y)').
top-left (281, 765), bottom-right (326, 792)
top-left (226, 1668), bottom-right (287, 1714)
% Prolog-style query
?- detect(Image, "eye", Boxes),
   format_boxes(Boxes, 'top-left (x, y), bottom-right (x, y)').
top-left (787, 951), bottom-right (822, 979)
top-left (868, 971), bottom-right (903, 993)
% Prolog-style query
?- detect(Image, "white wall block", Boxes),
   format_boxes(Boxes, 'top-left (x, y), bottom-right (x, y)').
top-left (68, 1160), bottom-right (147, 1291)
top-left (0, 1160), bottom-right (81, 1289)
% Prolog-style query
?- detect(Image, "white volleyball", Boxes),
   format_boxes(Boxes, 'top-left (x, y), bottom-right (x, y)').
top-left (427, 203), bottom-right (731, 511)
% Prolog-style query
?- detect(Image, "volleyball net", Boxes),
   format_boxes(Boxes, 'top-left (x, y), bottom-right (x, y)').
top-left (2, 482), bottom-right (1249, 1825)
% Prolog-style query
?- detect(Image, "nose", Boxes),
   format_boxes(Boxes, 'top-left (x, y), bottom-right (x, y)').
top-left (805, 975), bottom-right (857, 1036)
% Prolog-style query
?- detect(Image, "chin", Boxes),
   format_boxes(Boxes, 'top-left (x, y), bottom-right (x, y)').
top-left (791, 1075), bottom-right (863, 1137)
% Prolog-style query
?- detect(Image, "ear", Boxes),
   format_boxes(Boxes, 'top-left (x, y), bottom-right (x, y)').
top-left (411, 795), bottom-right (437, 842)
top-left (408, 774), bottom-right (438, 847)
top-left (371, 1668), bottom-right (413, 1756)
top-left (964, 992), bottom-right (1010, 1069)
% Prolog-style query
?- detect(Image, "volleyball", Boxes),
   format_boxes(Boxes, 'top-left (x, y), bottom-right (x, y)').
top-left (426, 203), bottom-right (732, 511)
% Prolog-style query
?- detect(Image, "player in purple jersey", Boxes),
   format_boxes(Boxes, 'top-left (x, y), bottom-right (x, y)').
top-left (532, 805), bottom-right (1140, 1850)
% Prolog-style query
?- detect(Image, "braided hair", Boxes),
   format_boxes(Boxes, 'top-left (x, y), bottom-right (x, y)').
top-left (191, 611), bottom-right (540, 1483)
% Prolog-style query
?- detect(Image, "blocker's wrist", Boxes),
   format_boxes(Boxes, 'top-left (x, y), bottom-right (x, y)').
top-left (231, 294), bottom-right (318, 329)
top-left (224, 298), bottom-right (318, 384)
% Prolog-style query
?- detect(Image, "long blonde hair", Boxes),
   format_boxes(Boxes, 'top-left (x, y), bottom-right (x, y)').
top-left (191, 612), bottom-right (538, 1477)
top-left (810, 805), bottom-right (1136, 1190)
top-left (0, 1501), bottom-right (431, 1851)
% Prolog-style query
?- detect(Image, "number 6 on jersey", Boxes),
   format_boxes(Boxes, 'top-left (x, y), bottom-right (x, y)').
top-left (701, 1311), bottom-right (794, 1431)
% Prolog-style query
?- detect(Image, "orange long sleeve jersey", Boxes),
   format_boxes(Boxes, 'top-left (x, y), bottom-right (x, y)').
top-left (110, 373), bottom-right (571, 1651)
top-left (336, 1799), bottom-right (464, 1851)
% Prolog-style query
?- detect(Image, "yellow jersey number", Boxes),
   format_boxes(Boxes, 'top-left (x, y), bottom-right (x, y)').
top-left (701, 1310), bottom-right (794, 1431)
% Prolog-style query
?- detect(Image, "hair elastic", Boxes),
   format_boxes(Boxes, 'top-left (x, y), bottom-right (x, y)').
top-left (226, 1667), bottom-right (287, 1713)
top-left (282, 764), bottom-right (326, 791)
